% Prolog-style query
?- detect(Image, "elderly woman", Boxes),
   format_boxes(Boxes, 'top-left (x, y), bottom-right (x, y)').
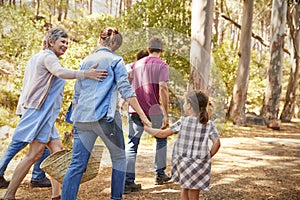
top-left (61, 27), bottom-right (151, 200)
top-left (1, 28), bottom-right (106, 200)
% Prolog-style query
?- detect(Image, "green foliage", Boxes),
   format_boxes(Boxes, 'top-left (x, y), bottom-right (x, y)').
top-left (212, 41), bottom-right (239, 102)
top-left (0, 6), bottom-right (45, 64)
top-left (0, 88), bottom-right (19, 127)
top-left (0, 0), bottom-right (279, 132)
top-left (246, 50), bottom-right (268, 113)
top-left (0, 6), bottom-right (47, 101)
top-left (118, 0), bottom-right (191, 75)
top-left (212, 40), bottom-right (269, 116)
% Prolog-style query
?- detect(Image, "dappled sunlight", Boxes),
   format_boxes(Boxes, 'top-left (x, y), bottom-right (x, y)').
top-left (208, 132), bottom-right (300, 199)
top-left (99, 187), bottom-right (111, 194)
top-left (151, 188), bottom-right (180, 194)
top-left (214, 174), bottom-right (242, 185)
top-left (1, 122), bottom-right (300, 199)
top-left (213, 137), bottom-right (300, 172)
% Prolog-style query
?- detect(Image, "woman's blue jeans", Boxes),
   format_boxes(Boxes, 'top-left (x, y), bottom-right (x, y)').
top-left (61, 113), bottom-right (126, 200)
top-left (0, 140), bottom-right (50, 181)
top-left (125, 113), bottom-right (167, 184)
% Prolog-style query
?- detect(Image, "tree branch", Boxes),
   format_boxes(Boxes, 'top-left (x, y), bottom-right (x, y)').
top-left (221, 14), bottom-right (290, 55)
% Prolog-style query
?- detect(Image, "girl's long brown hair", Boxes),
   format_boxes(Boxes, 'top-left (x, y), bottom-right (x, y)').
top-left (186, 90), bottom-right (209, 124)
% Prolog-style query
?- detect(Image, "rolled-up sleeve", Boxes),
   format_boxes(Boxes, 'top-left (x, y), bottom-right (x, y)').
top-left (170, 118), bottom-right (182, 134)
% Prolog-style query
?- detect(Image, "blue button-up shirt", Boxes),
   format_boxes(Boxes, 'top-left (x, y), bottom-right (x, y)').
top-left (71, 47), bottom-right (135, 122)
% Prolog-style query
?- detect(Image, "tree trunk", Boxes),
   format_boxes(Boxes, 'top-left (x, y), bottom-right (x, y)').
top-left (36, 0), bottom-right (40, 16)
top-left (119, 0), bottom-right (122, 15)
top-left (124, 0), bottom-right (132, 9)
top-left (89, 0), bottom-right (92, 14)
top-left (57, 0), bottom-right (63, 21)
top-left (228, 0), bottom-right (254, 126)
top-left (214, 0), bottom-right (220, 48)
top-left (64, 0), bottom-right (68, 19)
top-left (110, 0), bottom-right (112, 14)
top-left (105, 0), bottom-right (108, 13)
top-left (261, 0), bottom-right (287, 125)
top-left (115, 0), bottom-right (118, 16)
top-left (280, 2), bottom-right (300, 122)
top-left (58, 11), bottom-right (62, 21)
top-left (217, 0), bottom-right (225, 46)
top-left (189, 0), bottom-right (214, 91)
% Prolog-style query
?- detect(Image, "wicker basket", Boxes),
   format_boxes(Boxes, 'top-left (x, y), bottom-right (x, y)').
top-left (40, 144), bottom-right (104, 184)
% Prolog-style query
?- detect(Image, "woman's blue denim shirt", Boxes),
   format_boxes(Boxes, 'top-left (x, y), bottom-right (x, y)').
top-left (71, 47), bottom-right (136, 122)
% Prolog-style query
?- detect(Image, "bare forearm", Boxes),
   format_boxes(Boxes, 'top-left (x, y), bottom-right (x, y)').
top-left (126, 97), bottom-right (151, 127)
top-left (144, 126), bottom-right (173, 138)
top-left (210, 138), bottom-right (220, 157)
top-left (159, 82), bottom-right (169, 115)
top-left (126, 97), bottom-right (143, 116)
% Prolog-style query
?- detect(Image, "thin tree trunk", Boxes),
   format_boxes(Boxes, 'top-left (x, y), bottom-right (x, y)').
top-left (280, 3), bottom-right (300, 122)
top-left (115, 0), bottom-right (118, 16)
top-left (110, 0), bottom-right (112, 14)
top-left (261, 0), bottom-right (287, 127)
top-left (64, 0), bottom-right (68, 19)
top-left (217, 0), bottom-right (225, 45)
top-left (105, 0), bottom-right (109, 13)
top-left (89, 0), bottom-right (92, 14)
top-left (228, 0), bottom-right (254, 125)
top-left (36, 0), bottom-right (40, 16)
top-left (124, 0), bottom-right (132, 9)
top-left (214, 1), bottom-right (220, 48)
top-left (119, 0), bottom-right (122, 15)
top-left (57, 0), bottom-right (63, 21)
top-left (189, 0), bottom-right (214, 91)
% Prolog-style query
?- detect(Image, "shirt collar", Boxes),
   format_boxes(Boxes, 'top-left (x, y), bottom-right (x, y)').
top-left (94, 46), bottom-right (112, 54)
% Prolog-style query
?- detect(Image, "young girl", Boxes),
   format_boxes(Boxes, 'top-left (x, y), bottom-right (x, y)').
top-left (144, 90), bottom-right (220, 200)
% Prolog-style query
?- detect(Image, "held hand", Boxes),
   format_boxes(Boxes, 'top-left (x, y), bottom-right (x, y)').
top-left (140, 115), bottom-right (152, 127)
top-left (144, 126), bottom-right (154, 136)
top-left (160, 116), bottom-right (169, 129)
top-left (84, 63), bottom-right (108, 81)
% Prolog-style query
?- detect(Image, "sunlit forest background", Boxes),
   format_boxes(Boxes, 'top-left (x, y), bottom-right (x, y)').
top-left (0, 0), bottom-right (299, 134)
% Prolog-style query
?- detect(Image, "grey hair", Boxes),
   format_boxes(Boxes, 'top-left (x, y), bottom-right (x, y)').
top-left (46, 28), bottom-right (68, 47)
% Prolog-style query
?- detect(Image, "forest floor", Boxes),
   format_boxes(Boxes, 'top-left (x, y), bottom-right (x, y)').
top-left (0, 121), bottom-right (299, 200)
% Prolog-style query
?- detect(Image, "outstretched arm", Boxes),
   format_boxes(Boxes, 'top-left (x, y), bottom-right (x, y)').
top-left (159, 81), bottom-right (169, 129)
top-left (45, 56), bottom-right (107, 81)
top-left (144, 126), bottom-right (174, 138)
top-left (126, 97), bottom-right (151, 127)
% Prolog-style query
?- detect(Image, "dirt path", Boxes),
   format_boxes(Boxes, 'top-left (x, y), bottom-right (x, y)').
top-left (0, 122), bottom-right (300, 199)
